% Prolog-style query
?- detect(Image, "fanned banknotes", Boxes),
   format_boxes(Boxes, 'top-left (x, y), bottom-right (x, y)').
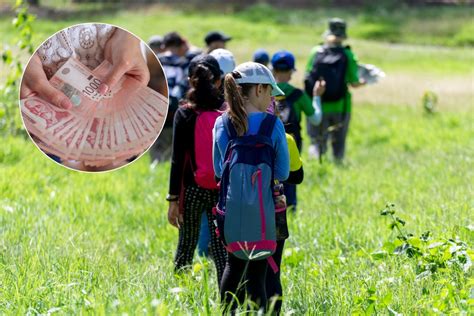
top-left (20, 58), bottom-right (168, 168)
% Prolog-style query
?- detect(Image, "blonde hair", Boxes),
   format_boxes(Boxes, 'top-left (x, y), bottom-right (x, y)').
top-left (224, 72), bottom-right (254, 136)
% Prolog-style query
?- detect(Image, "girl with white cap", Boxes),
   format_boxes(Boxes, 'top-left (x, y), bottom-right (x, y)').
top-left (213, 62), bottom-right (289, 313)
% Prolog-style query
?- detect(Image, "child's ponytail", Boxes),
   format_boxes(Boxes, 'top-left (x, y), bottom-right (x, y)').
top-left (187, 64), bottom-right (222, 110)
top-left (224, 72), bottom-right (250, 136)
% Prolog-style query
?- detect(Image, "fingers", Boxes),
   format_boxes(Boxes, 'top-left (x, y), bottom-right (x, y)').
top-left (122, 62), bottom-right (151, 86)
top-left (98, 62), bottom-right (129, 94)
top-left (168, 204), bottom-right (182, 229)
top-left (21, 53), bottom-right (73, 109)
top-left (37, 81), bottom-right (73, 109)
top-left (135, 67), bottom-right (150, 86)
top-left (168, 212), bottom-right (179, 229)
top-left (314, 80), bottom-right (326, 88)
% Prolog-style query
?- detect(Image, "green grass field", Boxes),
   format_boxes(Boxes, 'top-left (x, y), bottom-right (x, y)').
top-left (0, 3), bottom-right (473, 315)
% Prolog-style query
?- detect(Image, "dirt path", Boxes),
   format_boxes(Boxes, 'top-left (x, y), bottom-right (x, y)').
top-left (353, 72), bottom-right (474, 111)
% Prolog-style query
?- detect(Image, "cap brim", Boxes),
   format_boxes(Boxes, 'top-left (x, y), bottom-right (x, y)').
top-left (271, 83), bottom-right (285, 97)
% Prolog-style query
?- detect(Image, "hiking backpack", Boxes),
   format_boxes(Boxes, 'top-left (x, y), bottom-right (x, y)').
top-left (274, 89), bottom-right (303, 148)
top-left (213, 113), bottom-right (277, 261)
top-left (193, 110), bottom-right (222, 190)
top-left (305, 45), bottom-right (348, 102)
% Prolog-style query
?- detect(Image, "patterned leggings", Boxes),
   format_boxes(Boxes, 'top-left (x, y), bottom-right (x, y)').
top-left (174, 184), bottom-right (227, 284)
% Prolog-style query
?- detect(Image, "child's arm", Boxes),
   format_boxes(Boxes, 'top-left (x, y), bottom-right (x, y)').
top-left (286, 167), bottom-right (304, 185)
top-left (309, 79), bottom-right (325, 126)
top-left (168, 109), bottom-right (188, 196)
top-left (345, 48), bottom-right (366, 88)
top-left (350, 80), bottom-right (366, 88)
top-left (285, 133), bottom-right (304, 185)
top-left (298, 89), bottom-right (321, 126)
top-left (304, 80), bottom-right (325, 126)
top-left (273, 119), bottom-right (290, 181)
top-left (212, 117), bottom-right (225, 179)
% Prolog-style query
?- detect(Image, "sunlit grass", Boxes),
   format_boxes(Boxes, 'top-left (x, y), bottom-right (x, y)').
top-left (1, 104), bottom-right (472, 314)
top-left (0, 3), bottom-right (473, 314)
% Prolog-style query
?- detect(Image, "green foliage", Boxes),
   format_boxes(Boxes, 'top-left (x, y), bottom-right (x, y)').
top-left (233, 4), bottom-right (474, 47)
top-left (0, 2), bottom-right (472, 314)
top-left (452, 21), bottom-right (474, 46)
top-left (0, 0), bottom-right (35, 136)
top-left (375, 203), bottom-right (472, 313)
top-left (422, 91), bottom-right (438, 114)
top-left (0, 104), bottom-right (472, 314)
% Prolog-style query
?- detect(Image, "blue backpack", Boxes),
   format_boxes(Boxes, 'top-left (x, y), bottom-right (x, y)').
top-left (214, 113), bottom-right (278, 262)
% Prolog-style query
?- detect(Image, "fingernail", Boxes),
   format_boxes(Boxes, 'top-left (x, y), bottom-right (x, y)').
top-left (98, 83), bottom-right (109, 95)
top-left (61, 98), bottom-right (73, 109)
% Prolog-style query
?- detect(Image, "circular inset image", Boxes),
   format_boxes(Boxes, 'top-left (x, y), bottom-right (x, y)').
top-left (19, 23), bottom-right (169, 172)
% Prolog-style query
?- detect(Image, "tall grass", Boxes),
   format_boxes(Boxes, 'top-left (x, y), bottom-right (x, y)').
top-left (0, 3), bottom-right (472, 314)
top-left (0, 104), bottom-right (472, 314)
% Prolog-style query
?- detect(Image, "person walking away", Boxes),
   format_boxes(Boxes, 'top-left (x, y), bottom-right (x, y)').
top-left (213, 62), bottom-right (289, 313)
top-left (271, 50), bottom-right (321, 211)
top-left (152, 32), bottom-right (192, 163)
top-left (197, 48), bottom-right (236, 257)
top-left (265, 79), bottom-right (324, 314)
top-left (304, 18), bottom-right (365, 162)
top-left (166, 54), bottom-right (227, 286)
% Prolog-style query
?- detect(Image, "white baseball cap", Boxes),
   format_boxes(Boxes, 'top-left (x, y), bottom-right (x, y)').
top-left (233, 62), bottom-right (284, 96)
top-left (209, 48), bottom-right (236, 77)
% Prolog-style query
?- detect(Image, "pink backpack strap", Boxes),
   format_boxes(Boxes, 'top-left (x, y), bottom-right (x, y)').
top-left (267, 256), bottom-right (279, 274)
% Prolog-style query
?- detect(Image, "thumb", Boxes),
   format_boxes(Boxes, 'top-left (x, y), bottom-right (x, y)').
top-left (98, 63), bottom-right (127, 94)
top-left (38, 82), bottom-right (73, 109)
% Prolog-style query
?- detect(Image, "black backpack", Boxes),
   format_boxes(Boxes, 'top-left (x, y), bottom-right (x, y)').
top-left (305, 45), bottom-right (348, 102)
top-left (275, 89), bottom-right (303, 148)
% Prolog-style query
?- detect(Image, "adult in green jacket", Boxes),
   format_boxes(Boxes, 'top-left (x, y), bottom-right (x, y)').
top-left (305, 18), bottom-right (365, 162)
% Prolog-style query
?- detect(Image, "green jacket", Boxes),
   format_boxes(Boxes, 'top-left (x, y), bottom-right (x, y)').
top-left (277, 82), bottom-right (314, 122)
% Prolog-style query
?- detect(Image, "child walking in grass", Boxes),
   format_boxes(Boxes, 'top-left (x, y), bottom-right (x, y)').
top-left (304, 18), bottom-right (365, 162)
top-left (213, 62), bottom-right (289, 313)
top-left (166, 54), bottom-right (227, 285)
top-left (265, 79), bottom-right (325, 314)
top-left (271, 50), bottom-right (322, 211)
top-left (196, 49), bottom-right (236, 258)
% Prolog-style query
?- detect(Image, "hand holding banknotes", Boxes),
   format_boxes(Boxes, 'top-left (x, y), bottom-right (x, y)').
top-left (99, 28), bottom-right (150, 95)
top-left (21, 54), bottom-right (74, 110)
top-left (20, 23), bottom-right (168, 171)
top-left (20, 57), bottom-right (167, 171)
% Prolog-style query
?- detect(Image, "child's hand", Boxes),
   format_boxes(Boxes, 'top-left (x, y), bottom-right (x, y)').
top-left (313, 80), bottom-right (326, 97)
top-left (168, 201), bottom-right (183, 229)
